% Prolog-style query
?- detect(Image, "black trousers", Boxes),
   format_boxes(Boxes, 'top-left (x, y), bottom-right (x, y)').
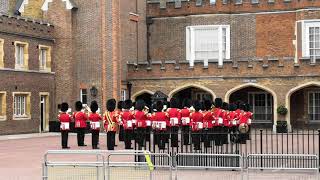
top-left (107, 131), bottom-right (116, 150)
top-left (222, 126), bottom-right (229, 144)
top-left (214, 126), bottom-right (223, 146)
top-left (91, 130), bottom-right (99, 149)
top-left (61, 131), bottom-right (68, 148)
top-left (171, 126), bottom-right (179, 147)
top-left (124, 129), bottom-right (133, 149)
top-left (119, 125), bottom-right (124, 142)
top-left (230, 126), bottom-right (238, 144)
top-left (182, 126), bottom-right (190, 145)
top-left (136, 128), bottom-right (146, 148)
top-left (192, 131), bottom-right (201, 150)
top-left (203, 129), bottom-right (212, 147)
top-left (145, 127), bottom-right (151, 142)
top-left (76, 128), bottom-right (86, 146)
top-left (155, 131), bottom-right (167, 150)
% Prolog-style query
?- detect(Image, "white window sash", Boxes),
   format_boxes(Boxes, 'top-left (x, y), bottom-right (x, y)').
top-left (218, 27), bottom-right (223, 66)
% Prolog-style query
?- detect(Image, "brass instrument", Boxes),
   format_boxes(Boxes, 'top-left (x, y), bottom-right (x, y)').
top-left (238, 123), bottom-right (249, 134)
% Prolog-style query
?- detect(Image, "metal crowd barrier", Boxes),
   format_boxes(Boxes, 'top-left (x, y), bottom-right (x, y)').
top-left (246, 154), bottom-right (319, 180)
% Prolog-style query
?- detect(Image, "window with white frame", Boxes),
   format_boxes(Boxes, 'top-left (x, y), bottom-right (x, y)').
top-left (14, 95), bottom-right (26, 117)
top-left (15, 44), bottom-right (25, 67)
top-left (80, 89), bottom-right (87, 105)
top-left (39, 45), bottom-right (51, 71)
top-left (209, 0), bottom-right (216, 5)
top-left (0, 92), bottom-right (6, 119)
top-left (308, 91), bottom-right (320, 121)
top-left (186, 25), bottom-right (230, 66)
top-left (121, 90), bottom-right (127, 101)
top-left (40, 48), bottom-right (47, 69)
top-left (301, 21), bottom-right (320, 61)
top-left (248, 92), bottom-right (273, 122)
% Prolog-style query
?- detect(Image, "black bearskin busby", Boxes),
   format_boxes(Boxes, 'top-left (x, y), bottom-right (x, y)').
top-left (117, 101), bottom-right (123, 110)
top-left (61, 102), bottom-right (69, 112)
top-left (245, 103), bottom-right (251, 112)
top-left (182, 98), bottom-right (192, 108)
top-left (124, 99), bottom-right (133, 110)
top-left (90, 101), bottom-right (99, 113)
top-left (239, 103), bottom-right (246, 111)
top-left (75, 101), bottom-right (83, 111)
top-left (193, 100), bottom-right (202, 112)
top-left (106, 99), bottom-right (116, 112)
top-left (204, 99), bottom-right (212, 111)
top-left (214, 98), bottom-right (223, 108)
top-left (156, 101), bottom-right (163, 112)
top-left (229, 103), bottom-right (237, 111)
top-left (222, 102), bottom-right (229, 111)
top-left (135, 99), bottom-right (145, 111)
top-left (170, 98), bottom-right (178, 108)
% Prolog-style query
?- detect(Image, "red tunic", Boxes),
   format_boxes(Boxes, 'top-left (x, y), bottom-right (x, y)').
top-left (229, 111), bottom-right (239, 127)
top-left (181, 108), bottom-right (191, 126)
top-left (89, 113), bottom-right (102, 130)
top-left (203, 111), bottom-right (214, 129)
top-left (121, 110), bottom-right (134, 130)
top-left (212, 108), bottom-right (223, 126)
top-left (73, 111), bottom-right (88, 128)
top-left (239, 111), bottom-right (248, 124)
top-left (221, 110), bottom-right (230, 127)
top-left (190, 111), bottom-right (203, 132)
top-left (167, 108), bottom-right (181, 127)
top-left (134, 110), bottom-right (149, 128)
top-left (103, 111), bottom-right (118, 132)
top-left (58, 113), bottom-right (72, 131)
top-left (151, 112), bottom-right (169, 131)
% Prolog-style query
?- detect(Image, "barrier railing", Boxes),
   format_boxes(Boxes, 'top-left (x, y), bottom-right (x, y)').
top-left (246, 154), bottom-right (319, 180)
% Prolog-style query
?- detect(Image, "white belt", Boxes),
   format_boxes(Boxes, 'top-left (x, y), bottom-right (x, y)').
top-left (90, 122), bottom-right (100, 129)
top-left (60, 122), bottom-right (70, 130)
top-left (146, 120), bottom-right (151, 126)
top-left (154, 121), bottom-right (166, 129)
top-left (170, 117), bottom-right (179, 125)
top-left (197, 122), bottom-right (203, 130)
top-left (132, 119), bottom-right (136, 124)
top-left (181, 117), bottom-right (190, 125)
top-left (232, 120), bottom-right (237, 125)
top-left (218, 117), bottom-right (223, 124)
top-left (126, 120), bottom-right (133, 128)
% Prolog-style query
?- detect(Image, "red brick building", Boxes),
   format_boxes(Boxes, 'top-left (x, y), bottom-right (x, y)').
top-left (127, 0), bottom-right (320, 131)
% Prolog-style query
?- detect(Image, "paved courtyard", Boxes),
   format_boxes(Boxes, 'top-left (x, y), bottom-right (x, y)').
top-left (0, 133), bottom-right (318, 180)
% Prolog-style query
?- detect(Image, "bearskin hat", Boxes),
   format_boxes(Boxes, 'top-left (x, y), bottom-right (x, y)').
top-left (90, 101), bottom-right (99, 113)
top-left (61, 102), bottom-right (69, 112)
top-left (75, 101), bottom-right (83, 111)
top-left (222, 102), bottom-right (229, 111)
top-left (124, 99), bottom-right (133, 110)
top-left (239, 103), bottom-right (246, 111)
top-left (156, 101), bottom-right (163, 112)
top-left (117, 101), bottom-right (124, 110)
top-left (204, 100), bottom-right (212, 111)
top-left (170, 98), bottom-right (178, 108)
top-left (214, 98), bottom-right (223, 108)
top-left (193, 100), bottom-right (202, 112)
top-left (182, 98), bottom-right (191, 108)
top-left (229, 103), bottom-right (237, 111)
top-left (106, 99), bottom-right (116, 112)
top-left (245, 103), bottom-right (251, 112)
top-left (135, 99), bottom-right (145, 111)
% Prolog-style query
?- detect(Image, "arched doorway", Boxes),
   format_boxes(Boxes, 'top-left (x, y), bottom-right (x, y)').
top-left (168, 84), bottom-right (215, 107)
top-left (286, 82), bottom-right (320, 129)
top-left (226, 84), bottom-right (276, 124)
top-left (132, 90), bottom-right (154, 108)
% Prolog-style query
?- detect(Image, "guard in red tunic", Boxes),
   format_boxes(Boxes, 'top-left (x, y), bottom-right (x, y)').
top-left (181, 99), bottom-right (192, 145)
top-left (58, 102), bottom-right (71, 149)
top-left (191, 101), bottom-right (204, 150)
top-left (167, 98), bottom-right (181, 147)
top-left (228, 104), bottom-right (239, 144)
top-left (89, 101), bottom-right (102, 149)
top-left (151, 101), bottom-right (169, 150)
top-left (73, 101), bottom-right (88, 147)
top-left (221, 102), bottom-right (230, 144)
top-left (117, 101), bottom-right (124, 142)
top-left (238, 104), bottom-right (249, 144)
top-left (203, 100), bottom-right (214, 148)
top-left (121, 100), bottom-right (135, 149)
top-left (104, 99), bottom-right (118, 150)
top-left (213, 98), bottom-right (223, 146)
top-left (244, 103), bottom-right (253, 140)
top-left (134, 100), bottom-right (149, 148)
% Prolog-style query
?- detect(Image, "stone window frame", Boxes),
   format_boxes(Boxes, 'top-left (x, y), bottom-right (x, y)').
top-left (308, 91), bottom-right (320, 121)
top-left (0, 91), bottom-right (7, 121)
top-left (12, 92), bottom-right (31, 120)
top-left (300, 20), bottom-right (320, 62)
top-left (248, 92), bottom-right (273, 122)
top-left (14, 41), bottom-right (29, 70)
top-left (186, 25), bottom-right (231, 67)
top-left (38, 45), bottom-right (52, 72)
top-left (0, 39), bottom-right (4, 68)
top-left (120, 89), bottom-right (127, 101)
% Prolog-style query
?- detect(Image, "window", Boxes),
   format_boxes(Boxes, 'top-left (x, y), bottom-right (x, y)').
top-left (13, 92), bottom-right (31, 120)
top-left (0, 92), bottom-right (6, 120)
top-left (121, 90), bottom-right (127, 101)
top-left (39, 45), bottom-right (51, 71)
top-left (186, 25), bottom-right (230, 66)
top-left (308, 91), bottom-right (320, 121)
top-left (209, 0), bottom-right (216, 5)
top-left (248, 92), bottom-right (273, 122)
top-left (235, 0), bottom-right (242, 4)
top-left (80, 89), bottom-right (87, 105)
top-left (14, 41), bottom-right (28, 70)
top-left (0, 39), bottom-right (3, 68)
top-left (301, 20), bottom-right (320, 62)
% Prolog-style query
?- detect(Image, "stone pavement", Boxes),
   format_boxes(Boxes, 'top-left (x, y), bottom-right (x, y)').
top-left (0, 133), bottom-right (318, 180)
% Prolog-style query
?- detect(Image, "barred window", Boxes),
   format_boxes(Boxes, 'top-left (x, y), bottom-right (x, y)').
top-left (308, 91), bottom-right (320, 121)
top-left (14, 95), bottom-right (26, 117)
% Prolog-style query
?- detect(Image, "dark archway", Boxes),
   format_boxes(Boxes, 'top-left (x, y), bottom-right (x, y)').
top-left (135, 93), bottom-right (152, 108)
top-left (172, 87), bottom-right (213, 107)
